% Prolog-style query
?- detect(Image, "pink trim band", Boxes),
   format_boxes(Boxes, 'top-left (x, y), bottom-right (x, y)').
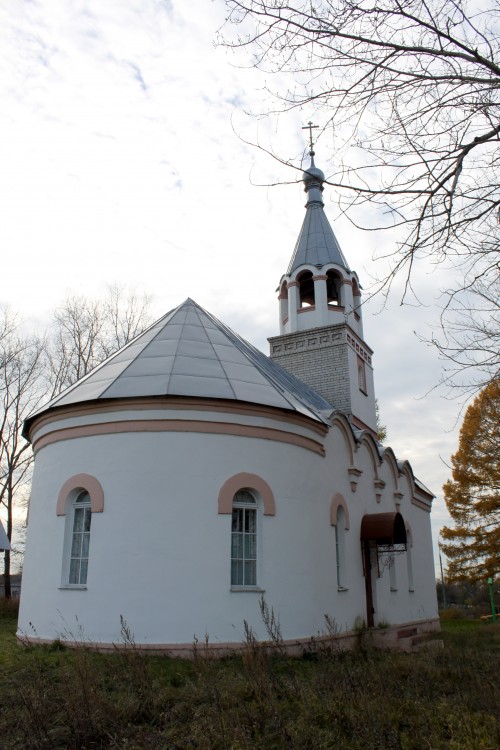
top-left (29, 397), bottom-right (328, 440)
top-left (33, 420), bottom-right (325, 457)
top-left (218, 473), bottom-right (276, 516)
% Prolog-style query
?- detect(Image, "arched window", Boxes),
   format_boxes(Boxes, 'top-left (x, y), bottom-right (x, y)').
top-left (335, 505), bottom-right (347, 589)
top-left (231, 489), bottom-right (257, 587)
top-left (57, 474), bottom-right (103, 589)
top-left (326, 270), bottom-right (342, 306)
top-left (69, 491), bottom-right (92, 585)
top-left (297, 271), bottom-right (315, 308)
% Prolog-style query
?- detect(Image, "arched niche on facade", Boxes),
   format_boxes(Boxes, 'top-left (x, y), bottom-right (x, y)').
top-left (358, 432), bottom-right (382, 481)
top-left (381, 447), bottom-right (400, 493)
top-left (399, 460), bottom-right (416, 499)
top-left (330, 414), bottom-right (356, 466)
top-left (330, 493), bottom-right (350, 529)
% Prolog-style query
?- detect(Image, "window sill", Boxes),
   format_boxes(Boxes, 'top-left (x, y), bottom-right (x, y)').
top-left (337, 586), bottom-right (349, 592)
top-left (59, 585), bottom-right (87, 591)
top-left (230, 586), bottom-right (265, 593)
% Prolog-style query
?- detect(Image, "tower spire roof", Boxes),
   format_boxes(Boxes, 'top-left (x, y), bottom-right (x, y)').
top-left (287, 140), bottom-right (350, 275)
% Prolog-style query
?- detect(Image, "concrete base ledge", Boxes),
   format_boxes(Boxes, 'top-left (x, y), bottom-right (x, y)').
top-left (359, 618), bottom-right (441, 652)
top-left (17, 618), bottom-right (441, 658)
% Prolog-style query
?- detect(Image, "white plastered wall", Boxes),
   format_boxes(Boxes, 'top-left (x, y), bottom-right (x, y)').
top-left (18, 408), bottom-right (438, 647)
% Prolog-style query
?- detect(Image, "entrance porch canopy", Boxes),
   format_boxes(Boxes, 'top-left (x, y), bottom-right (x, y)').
top-left (360, 512), bottom-right (407, 548)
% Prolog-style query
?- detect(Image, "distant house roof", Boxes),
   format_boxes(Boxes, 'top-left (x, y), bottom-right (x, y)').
top-left (0, 521), bottom-right (10, 551)
top-left (24, 299), bottom-right (333, 437)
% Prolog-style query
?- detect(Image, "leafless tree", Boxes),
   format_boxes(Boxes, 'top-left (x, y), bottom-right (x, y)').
top-left (0, 309), bottom-right (46, 597)
top-left (0, 289), bottom-right (153, 593)
top-left (47, 286), bottom-right (153, 396)
top-left (221, 0), bottom-right (500, 391)
top-left (428, 273), bottom-right (500, 391)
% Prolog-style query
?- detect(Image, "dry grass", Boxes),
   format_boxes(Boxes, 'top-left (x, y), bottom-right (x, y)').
top-left (0, 599), bottom-right (499, 749)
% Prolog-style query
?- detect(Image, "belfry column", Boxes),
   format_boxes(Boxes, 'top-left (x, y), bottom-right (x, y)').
top-left (287, 282), bottom-right (299, 332)
top-left (313, 275), bottom-right (329, 326)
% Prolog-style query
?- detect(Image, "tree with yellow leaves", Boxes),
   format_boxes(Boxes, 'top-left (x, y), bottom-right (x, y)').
top-left (441, 380), bottom-right (500, 582)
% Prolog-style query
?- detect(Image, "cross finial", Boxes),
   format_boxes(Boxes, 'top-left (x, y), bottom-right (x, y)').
top-left (302, 121), bottom-right (319, 153)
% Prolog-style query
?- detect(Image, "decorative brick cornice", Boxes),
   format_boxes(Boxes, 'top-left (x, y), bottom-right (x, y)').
top-left (269, 324), bottom-right (346, 355)
top-left (346, 331), bottom-right (372, 365)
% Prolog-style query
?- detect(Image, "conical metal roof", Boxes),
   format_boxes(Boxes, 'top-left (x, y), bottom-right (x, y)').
top-left (287, 153), bottom-right (350, 275)
top-left (25, 299), bottom-right (332, 432)
top-left (287, 203), bottom-right (350, 275)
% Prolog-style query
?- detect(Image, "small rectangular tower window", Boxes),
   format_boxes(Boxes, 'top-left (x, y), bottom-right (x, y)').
top-left (357, 356), bottom-right (367, 394)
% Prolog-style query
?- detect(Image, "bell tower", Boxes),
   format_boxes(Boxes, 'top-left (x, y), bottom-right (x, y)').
top-left (269, 141), bottom-right (377, 435)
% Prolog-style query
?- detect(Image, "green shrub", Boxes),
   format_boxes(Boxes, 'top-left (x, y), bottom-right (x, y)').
top-left (440, 606), bottom-right (466, 620)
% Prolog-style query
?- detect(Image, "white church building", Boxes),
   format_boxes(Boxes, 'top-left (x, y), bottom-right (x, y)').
top-left (18, 150), bottom-right (439, 653)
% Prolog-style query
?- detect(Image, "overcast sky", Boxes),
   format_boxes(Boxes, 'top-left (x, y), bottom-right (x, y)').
top-left (1, 0), bottom-right (469, 576)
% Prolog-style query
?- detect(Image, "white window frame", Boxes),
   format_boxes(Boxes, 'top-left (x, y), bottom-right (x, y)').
top-left (231, 489), bottom-right (259, 590)
top-left (61, 490), bottom-right (92, 589)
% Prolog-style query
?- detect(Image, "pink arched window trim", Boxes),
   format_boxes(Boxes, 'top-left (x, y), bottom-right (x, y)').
top-left (56, 474), bottom-right (104, 516)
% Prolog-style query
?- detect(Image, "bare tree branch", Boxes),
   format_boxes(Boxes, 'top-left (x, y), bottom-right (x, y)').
top-left (47, 286), bottom-right (153, 397)
top-left (220, 0), bottom-right (500, 391)
top-left (0, 311), bottom-right (46, 597)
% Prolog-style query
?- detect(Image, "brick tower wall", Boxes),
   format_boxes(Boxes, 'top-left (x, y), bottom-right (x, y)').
top-left (268, 324), bottom-right (352, 414)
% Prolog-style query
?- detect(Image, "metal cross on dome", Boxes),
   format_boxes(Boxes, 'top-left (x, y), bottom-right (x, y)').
top-left (302, 121), bottom-right (319, 152)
